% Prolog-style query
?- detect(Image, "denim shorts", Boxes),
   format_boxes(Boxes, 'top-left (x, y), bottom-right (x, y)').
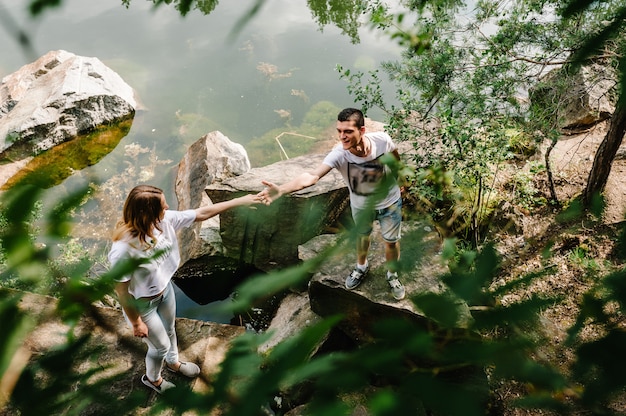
top-left (352, 198), bottom-right (402, 242)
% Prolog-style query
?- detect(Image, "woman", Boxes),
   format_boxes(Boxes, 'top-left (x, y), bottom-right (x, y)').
top-left (109, 185), bottom-right (260, 393)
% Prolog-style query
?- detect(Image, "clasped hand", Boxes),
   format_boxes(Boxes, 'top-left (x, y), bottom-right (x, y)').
top-left (257, 180), bottom-right (281, 205)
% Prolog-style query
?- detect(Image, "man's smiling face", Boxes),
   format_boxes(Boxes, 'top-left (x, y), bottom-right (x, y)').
top-left (337, 119), bottom-right (365, 151)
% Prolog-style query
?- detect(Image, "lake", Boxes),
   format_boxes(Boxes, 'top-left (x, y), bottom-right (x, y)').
top-left (0, 0), bottom-right (402, 321)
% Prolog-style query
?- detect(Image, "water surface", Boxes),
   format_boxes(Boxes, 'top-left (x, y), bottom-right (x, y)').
top-left (0, 0), bottom-right (402, 321)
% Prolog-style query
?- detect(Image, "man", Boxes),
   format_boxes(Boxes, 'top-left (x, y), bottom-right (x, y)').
top-left (259, 108), bottom-right (405, 300)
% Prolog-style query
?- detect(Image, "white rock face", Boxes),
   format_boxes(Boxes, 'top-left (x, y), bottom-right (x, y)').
top-left (0, 50), bottom-right (137, 155)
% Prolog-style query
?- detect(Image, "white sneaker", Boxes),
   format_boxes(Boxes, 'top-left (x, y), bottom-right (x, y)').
top-left (345, 265), bottom-right (369, 290)
top-left (167, 361), bottom-right (200, 378)
top-left (387, 277), bottom-right (406, 300)
top-left (142, 374), bottom-right (175, 394)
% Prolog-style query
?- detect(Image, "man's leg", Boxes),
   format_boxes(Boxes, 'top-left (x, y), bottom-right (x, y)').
top-left (357, 234), bottom-right (371, 266)
top-left (384, 240), bottom-right (400, 272)
top-left (346, 207), bottom-right (374, 290)
top-left (384, 240), bottom-right (405, 300)
top-left (379, 198), bottom-right (405, 300)
top-left (345, 234), bottom-right (372, 290)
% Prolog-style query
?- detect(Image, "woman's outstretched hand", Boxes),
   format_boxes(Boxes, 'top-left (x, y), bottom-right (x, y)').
top-left (239, 193), bottom-right (264, 205)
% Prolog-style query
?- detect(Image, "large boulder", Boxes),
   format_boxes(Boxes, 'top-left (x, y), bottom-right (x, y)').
top-left (530, 63), bottom-right (617, 130)
top-left (175, 131), bottom-right (251, 264)
top-left (0, 50), bottom-right (137, 156)
top-left (0, 50), bottom-right (137, 189)
top-left (259, 222), bottom-right (475, 413)
top-left (300, 222), bottom-right (471, 344)
top-left (259, 291), bottom-right (321, 354)
top-left (257, 221), bottom-right (464, 353)
top-left (206, 154), bottom-right (350, 271)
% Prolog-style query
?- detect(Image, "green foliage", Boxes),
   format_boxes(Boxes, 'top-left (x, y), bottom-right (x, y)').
top-left (366, 2), bottom-right (434, 54)
top-left (568, 245), bottom-right (600, 277)
top-left (5, 0), bottom-right (626, 415)
top-left (339, 0), bottom-right (626, 242)
top-left (10, 334), bottom-right (133, 415)
top-left (506, 166), bottom-right (548, 210)
top-left (0, 184), bottom-right (129, 412)
top-left (209, 316), bottom-right (345, 415)
top-left (556, 193), bottom-right (605, 224)
top-left (0, 291), bottom-right (36, 395)
top-left (121, 0), bottom-right (218, 16)
top-left (4, 177), bottom-right (626, 414)
top-left (125, 0), bottom-right (371, 43)
top-left (565, 268), bottom-right (626, 412)
top-left (505, 128), bottom-right (538, 159)
top-left (561, 0), bottom-right (626, 76)
top-left (402, 161), bottom-right (500, 245)
top-left (306, 0), bottom-right (369, 44)
top-left (28, 0), bottom-right (61, 16)
top-left (340, 0), bottom-right (552, 245)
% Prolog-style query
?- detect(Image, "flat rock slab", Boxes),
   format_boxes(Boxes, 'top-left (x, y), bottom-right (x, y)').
top-left (11, 290), bottom-right (244, 414)
top-left (300, 221), bottom-right (471, 343)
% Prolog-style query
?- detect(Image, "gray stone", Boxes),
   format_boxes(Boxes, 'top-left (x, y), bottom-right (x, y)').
top-left (530, 63), bottom-right (617, 130)
top-left (0, 50), bottom-right (137, 157)
top-left (263, 220), bottom-right (465, 351)
top-left (206, 154), bottom-right (350, 271)
top-left (300, 221), bottom-right (470, 344)
top-left (259, 292), bottom-right (321, 354)
top-left (175, 131), bottom-right (251, 264)
top-left (258, 221), bottom-right (471, 413)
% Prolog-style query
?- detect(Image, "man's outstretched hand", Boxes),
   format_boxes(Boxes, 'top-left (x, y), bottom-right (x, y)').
top-left (257, 180), bottom-right (282, 205)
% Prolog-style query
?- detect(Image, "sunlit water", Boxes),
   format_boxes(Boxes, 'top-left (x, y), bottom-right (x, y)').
top-left (0, 0), bottom-right (402, 321)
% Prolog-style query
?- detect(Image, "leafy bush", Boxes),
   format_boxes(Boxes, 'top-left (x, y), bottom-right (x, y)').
top-left (3, 181), bottom-right (626, 415)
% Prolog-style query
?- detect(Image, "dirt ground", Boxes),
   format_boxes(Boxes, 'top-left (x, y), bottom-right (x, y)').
top-left (546, 121), bottom-right (626, 222)
top-left (490, 120), bottom-right (626, 415)
top-left (318, 118), bottom-right (626, 414)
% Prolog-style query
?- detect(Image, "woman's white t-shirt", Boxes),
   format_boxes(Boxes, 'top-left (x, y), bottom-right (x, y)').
top-left (108, 210), bottom-right (196, 299)
top-left (323, 131), bottom-right (401, 211)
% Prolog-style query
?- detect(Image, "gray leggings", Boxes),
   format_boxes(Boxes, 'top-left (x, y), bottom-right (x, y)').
top-left (125, 282), bottom-right (179, 382)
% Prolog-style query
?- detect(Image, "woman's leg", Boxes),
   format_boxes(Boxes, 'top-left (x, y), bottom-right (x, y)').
top-left (156, 282), bottom-right (179, 367)
top-left (139, 283), bottom-right (176, 382)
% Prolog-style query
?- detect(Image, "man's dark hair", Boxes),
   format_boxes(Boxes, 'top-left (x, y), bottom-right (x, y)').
top-left (338, 108), bottom-right (365, 128)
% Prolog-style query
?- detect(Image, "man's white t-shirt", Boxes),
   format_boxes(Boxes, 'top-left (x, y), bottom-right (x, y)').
top-left (108, 209), bottom-right (196, 299)
top-left (323, 131), bottom-right (401, 211)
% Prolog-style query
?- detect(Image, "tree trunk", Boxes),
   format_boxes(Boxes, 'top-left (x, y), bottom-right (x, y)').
top-left (545, 136), bottom-right (560, 208)
top-left (583, 99), bottom-right (626, 206)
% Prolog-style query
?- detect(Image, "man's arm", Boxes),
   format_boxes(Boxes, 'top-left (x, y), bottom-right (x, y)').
top-left (389, 147), bottom-right (411, 191)
top-left (260, 163), bottom-right (332, 204)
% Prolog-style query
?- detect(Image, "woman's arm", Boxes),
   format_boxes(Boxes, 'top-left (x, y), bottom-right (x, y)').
top-left (194, 193), bottom-right (261, 222)
top-left (115, 281), bottom-right (148, 338)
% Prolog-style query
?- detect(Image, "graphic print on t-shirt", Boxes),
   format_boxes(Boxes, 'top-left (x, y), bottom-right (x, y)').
top-left (347, 157), bottom-right (387, 196)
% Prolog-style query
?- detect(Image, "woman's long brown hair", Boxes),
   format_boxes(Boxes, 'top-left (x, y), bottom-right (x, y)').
top-left (112, 185), bottom-right (165, 248)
